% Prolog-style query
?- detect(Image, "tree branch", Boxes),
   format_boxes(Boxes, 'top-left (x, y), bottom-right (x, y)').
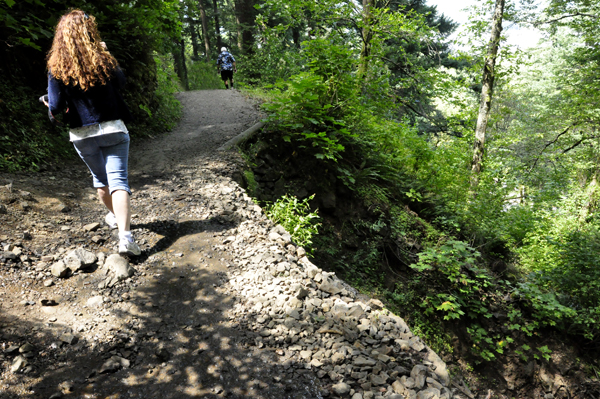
top-left (527, 124), bottom-right (574, 174)
top-left (535, 13), bottom-right (600, 26)
top-left (562, 136), bottom-right (597, 154)
top-left (396, 97), bottom-right (463, 137)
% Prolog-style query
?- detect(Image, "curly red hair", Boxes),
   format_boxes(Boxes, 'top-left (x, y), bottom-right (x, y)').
top-left (47, 10), bottom-right (118, 91)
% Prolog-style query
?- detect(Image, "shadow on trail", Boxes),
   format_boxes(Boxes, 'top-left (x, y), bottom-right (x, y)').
top-left (0, 253), bottom-right (322, 399)
top-left (0, 186), bottom-right (320, 398)
top-left (131, 217), bottom-right (236, 264)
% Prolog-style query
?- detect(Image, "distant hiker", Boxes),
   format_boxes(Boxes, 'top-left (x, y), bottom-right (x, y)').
top-left (44, 9), bottom-right (141, 256)
top-left (217, 47), bottom-right (237, 89)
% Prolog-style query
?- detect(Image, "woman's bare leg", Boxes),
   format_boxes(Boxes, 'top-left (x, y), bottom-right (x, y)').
top-left (97, 186), bottom-right (114, 213)
top-left (97, 187), bottom-right (130, 232)
top-left (111, 190), bottom-right (131, 232)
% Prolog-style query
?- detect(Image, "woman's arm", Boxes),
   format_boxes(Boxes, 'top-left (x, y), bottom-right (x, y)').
top-left (47, 72), bottom-right (66, 115)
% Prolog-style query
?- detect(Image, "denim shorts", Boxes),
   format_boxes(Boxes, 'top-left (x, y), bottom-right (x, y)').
top-left (73, 132), bottom-right (131, 195)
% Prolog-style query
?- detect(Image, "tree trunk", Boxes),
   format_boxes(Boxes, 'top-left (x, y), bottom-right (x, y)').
top-left (471, 0), bottom-right (505, 185)
top-left (236, 7), bottom-right (243, 51)
top-left (198, 0), bottom-right (211, 61)
top-left (235, 0), bottom-right (256, 55)
top-left (189, 19), bottom-right (200, 60)
top-left (583, 154), bottom-right (600, 218)
top-left (212, 0), bottom-right (223, 51)
top-left (181, 38), bottom-right (188, 90)
top-left (357, 0), bottom-right (374, 80)
top-left (173, 39), bottom-right (189, 90)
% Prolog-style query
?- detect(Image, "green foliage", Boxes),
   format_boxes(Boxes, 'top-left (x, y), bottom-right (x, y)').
top-left (264, 73), bottom-right (349, 161)
top-left (0, 79), bottom-right (71, 171)
top-left (244, 0), bottom-right (600, 364)
top-left (264, 194), bottom-right (321, 251)
top-left (466, 324), bottom-right (516, 362)
top-left (516, 220), bottom-right (600, 340)
top-left (386, 283), bottom-right (455, 355)
top-left (411, 240), bottom-right (494, 321)
top-left (0, 0), bottom-right (55, 51)
top-left (243, 170), bottom-right (259, 198)
top-left (536, 345), bottom-right (552, 362)
top-left (253, 0), bottom-right (456, 133)
top-left (261, 36), bottom-right (361, 162)
top-left (466, 325), bottom-right (496, 362)
top-left (187, 59), bottom-right (223, 90)
top-left (150, 54), bottom-right (183, 132)
top-left (236, 24), bottom-right (303, 86)
top-left (252, 0), bottom-right (356, 75)
top-left (0, 0), bottom-right (180, 53)
top-left (231, 0), bottom-right (600, 374)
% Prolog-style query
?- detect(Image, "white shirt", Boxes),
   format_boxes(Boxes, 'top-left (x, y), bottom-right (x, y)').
top-left (69, 119), bottom-right (128, 142)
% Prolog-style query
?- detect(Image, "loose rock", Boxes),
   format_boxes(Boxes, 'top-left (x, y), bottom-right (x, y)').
top-left (105, 254), bottom-right (134, 280)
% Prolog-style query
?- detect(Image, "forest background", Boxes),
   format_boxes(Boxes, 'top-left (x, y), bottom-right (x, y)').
top-left (2, 0), bottom-right (600, 388)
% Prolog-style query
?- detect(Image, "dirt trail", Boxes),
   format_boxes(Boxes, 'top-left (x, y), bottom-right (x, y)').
top-left (0, 90), bottom-right (322, 398)
top-left (0, 90), bottom-right (458, 399)
top-left (129, 90), bottom-right (258, 175)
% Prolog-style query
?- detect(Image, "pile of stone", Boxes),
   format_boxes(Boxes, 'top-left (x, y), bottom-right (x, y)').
top-left (1, 237), bottom-right (134, 290)
top-left (219, 216), bottom-right (454, 399)
top-left (49, 247), bottom-right (134, 283)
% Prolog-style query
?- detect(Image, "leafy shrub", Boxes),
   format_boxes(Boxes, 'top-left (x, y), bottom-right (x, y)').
top-left (122, 52), bottom-right (177, 137)
top-left (412, 240), bottom-right (493, 320)
top-left (263, 72), bottom-right (352, 161)
top-left (237, 17), bottom-right (303, 86)
top-left (187, 59), bottom-right (223, 90)
top-left (149, 54), bottom-right (183, 132)
top-left (516, 222), bottom-right (600, 341)
top-left (0, 79), bottom-right (72, 171)
top-left (262, 38), bottom-right (360, 162)
top-left (265, 194), bottom-right (320, 251)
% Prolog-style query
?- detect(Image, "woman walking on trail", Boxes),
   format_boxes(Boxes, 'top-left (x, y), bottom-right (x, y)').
top-left (44, 9), bottom-right (141, 256)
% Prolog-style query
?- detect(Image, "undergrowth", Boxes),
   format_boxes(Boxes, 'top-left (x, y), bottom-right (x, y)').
top-left (264, 194), bottom-right (320, 251)
top-left (242, 84), bottom-right (600, 368)
top-left (143, 54), bottom-right (183, 132)
top-left (0, 78), bottom-right (72, 172)
top-left (237, 22), bottom-right (600, 370)
top-left (307, 177), bottom-right (572, 363)
top-left (187, 59), bottom-right (223, 90)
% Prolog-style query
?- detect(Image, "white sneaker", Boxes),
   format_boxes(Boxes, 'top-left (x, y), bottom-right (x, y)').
top-left (119, 240), bottom-right (141, 256)
top-left (105, 212), bottom-right (118, 229)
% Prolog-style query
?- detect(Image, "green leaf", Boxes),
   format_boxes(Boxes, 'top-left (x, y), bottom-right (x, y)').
top-left (17, 37), bottom-right (41, 50)
top-left (437, 301), bottom-right (455, 312)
